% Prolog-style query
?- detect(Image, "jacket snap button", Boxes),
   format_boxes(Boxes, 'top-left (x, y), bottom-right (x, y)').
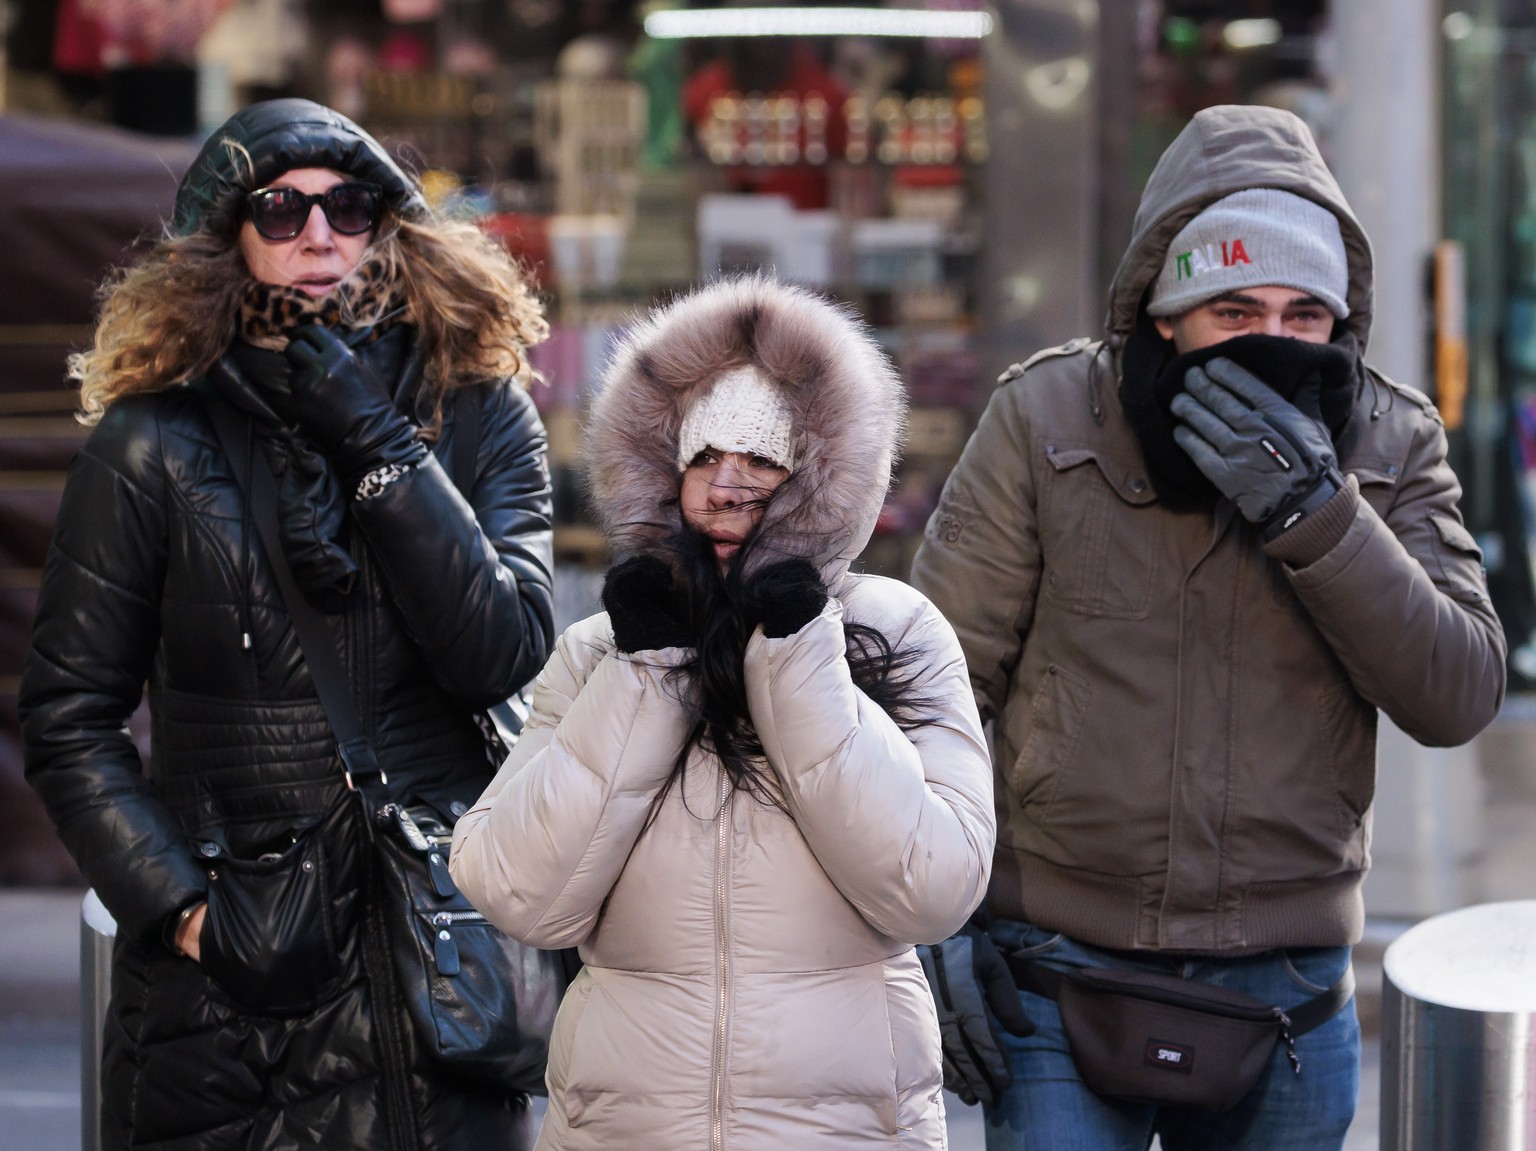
top-left (302, 860), bottom-right (315, 872)
top-left (199, 842), bottom-right (220, 857)
top-left (1131, 478), bottom-right (1146, 493)
top-left (450, 800), bottom-right (468, 817)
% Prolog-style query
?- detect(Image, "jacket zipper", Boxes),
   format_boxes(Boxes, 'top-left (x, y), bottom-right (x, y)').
top-left (710, 768), bottom-right (733, 1151)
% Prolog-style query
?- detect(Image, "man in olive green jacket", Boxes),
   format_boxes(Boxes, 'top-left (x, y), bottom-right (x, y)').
top-left (910, 105), bottom-right (1506, 1149)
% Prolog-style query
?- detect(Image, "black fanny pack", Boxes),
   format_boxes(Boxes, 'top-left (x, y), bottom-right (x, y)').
top-left (1010, 954), bottom-right (1354, 1113)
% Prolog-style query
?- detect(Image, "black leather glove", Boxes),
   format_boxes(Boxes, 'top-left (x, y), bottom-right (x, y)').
top-left (601, 555), bottom-right (690, 653)
top-left (284, 325), bottom-right (427, 486)
top-left (1169, 356), bottom-right (1343, 541)
top-left (917, 923), bottom-right (1037, 1108)
top-left (741, 558), bottom-right (828, 639)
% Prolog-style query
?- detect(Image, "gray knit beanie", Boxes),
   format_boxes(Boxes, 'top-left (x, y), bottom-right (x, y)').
top-left (1148, 188), bottom-right (1350, 320)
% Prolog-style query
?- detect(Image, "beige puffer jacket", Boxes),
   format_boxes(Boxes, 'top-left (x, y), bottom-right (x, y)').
top-left (451, 277), bottom-right (995, 1150)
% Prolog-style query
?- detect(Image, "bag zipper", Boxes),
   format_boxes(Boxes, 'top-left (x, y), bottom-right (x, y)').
top-left (1069, 970), bottom-right (1282, 1023)
top-left (431, 909), bottom-right (487, 926)
top-left (426, 910), bottom-right (488, 977)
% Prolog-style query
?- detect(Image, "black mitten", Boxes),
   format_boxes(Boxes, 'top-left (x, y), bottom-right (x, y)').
top-left (601, 555), bottom-right (690, 653)
top-left (743, 558), bottom-right (828, 638)
top-left (284, 325), bottom-right (426, 486)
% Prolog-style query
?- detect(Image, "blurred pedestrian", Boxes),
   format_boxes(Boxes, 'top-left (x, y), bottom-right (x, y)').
top-left (20, 98), bottom-right (554, 1150)
top-left (910, 104), bottom-right (1506, 1150)
top-left (451, 275), bottom-right (996, 1150)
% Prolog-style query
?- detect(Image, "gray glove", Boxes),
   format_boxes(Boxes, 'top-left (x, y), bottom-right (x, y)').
top-left (917, 923), bottom-right (1037, 1108)
top-left (1170, 357), bottom-right (1344, 541)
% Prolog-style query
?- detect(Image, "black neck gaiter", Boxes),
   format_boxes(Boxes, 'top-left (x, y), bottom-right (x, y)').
top-left (1119, 316), bottom-right (1362, 509)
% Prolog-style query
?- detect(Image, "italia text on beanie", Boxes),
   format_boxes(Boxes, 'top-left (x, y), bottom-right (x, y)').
top-left (1148, 188), bottom-right (1350, 320)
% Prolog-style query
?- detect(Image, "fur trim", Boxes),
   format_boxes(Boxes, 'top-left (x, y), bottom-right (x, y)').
top-left (585, 275), bottom-right (906, 583)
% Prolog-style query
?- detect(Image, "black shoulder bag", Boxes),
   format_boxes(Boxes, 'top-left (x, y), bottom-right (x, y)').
top-left (203, 387), bottom-right (566, 1095)
top-left (1010, 954), bottom-right (1354, 1113)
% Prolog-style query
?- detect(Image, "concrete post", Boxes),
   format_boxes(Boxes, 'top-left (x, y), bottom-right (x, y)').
top-left (1329, 0), bottom-right (1488, 920)
top-left (1381, 901), bottom-right (1536, 1149)
top-left (1328, 0), bottom-right (1438, 392)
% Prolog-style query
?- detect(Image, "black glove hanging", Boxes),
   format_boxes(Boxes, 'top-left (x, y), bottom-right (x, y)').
top-left (284, 325), bottom-right (427, 487)
top-left (741, 558), bottom-right (828, 639)
top-left (215, 344), bottom-right (358, 606)
top-left (917, 922), bottom-right (1038, 1108)
top-left (602, 555), bottom-right (692, 653)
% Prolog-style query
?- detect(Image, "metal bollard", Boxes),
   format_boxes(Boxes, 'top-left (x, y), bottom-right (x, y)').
top-left (1381, 900), bottom-right (1536, 1150)
top-left (80, 890), bottom-right (116, 1151)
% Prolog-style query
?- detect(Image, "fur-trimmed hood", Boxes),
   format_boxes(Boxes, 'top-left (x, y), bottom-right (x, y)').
top-left (585, 276), bottom-right (906, 588)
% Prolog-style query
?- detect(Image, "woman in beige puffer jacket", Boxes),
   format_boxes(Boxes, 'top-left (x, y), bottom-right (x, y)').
top-left (451, 276), bottom-right (995, 1150)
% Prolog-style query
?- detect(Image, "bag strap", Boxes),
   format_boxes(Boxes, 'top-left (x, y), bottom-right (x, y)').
top-left (200, 386), bottom-right (383, 789)
top-left (1007, 953), bottom-right (1355, 1039)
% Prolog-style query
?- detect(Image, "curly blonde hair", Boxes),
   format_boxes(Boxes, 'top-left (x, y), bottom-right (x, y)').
top-left (72, 211), bottom-right (548, 425)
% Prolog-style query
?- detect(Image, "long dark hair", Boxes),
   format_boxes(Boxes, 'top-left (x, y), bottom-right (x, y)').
top-left (650, 522), bottom-right (938, 821)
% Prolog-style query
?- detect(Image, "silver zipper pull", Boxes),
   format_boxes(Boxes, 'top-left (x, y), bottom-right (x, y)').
top-left (1277, 1011), bottom-right (1301, 1074)
top-left (395, 806), bottom-right (430, 851)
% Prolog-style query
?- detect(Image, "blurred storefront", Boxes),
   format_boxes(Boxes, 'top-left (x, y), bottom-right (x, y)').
top-left (980, 0), bottom-right (1332, 403)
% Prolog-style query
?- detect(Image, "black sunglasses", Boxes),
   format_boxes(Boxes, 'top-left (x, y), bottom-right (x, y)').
top-left (245, 181), bottom-right (384, 241)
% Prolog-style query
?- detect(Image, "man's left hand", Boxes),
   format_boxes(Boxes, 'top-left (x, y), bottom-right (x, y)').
top-left (1171, 356), bottom-right (1342, 538)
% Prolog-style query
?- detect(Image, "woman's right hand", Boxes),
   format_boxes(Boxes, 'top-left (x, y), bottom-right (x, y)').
top-left (175, 902), bottom-right (208, 962)
top-left (602, 555), bottom-right (690, 652)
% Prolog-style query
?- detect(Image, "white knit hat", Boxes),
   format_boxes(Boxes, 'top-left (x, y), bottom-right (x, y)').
top-left (1148, 188), bottom-right (1350, 320)
top-left (675, 365), bottom-right (796, 471)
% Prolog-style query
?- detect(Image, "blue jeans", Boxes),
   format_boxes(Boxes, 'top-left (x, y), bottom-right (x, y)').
top-left (982, 920), bottom-right (1360, 1151)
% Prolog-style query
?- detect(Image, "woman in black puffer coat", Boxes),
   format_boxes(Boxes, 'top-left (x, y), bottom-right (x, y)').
top-left (19, 99), bottom-right (555, 1150)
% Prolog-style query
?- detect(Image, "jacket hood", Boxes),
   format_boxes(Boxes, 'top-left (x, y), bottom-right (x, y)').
top-left (1106, 104), bottom-right (1374, 351)
top-left (585, 276), bottom-right (906, 586)
top-left (172, 98), bottom-right (428, 239)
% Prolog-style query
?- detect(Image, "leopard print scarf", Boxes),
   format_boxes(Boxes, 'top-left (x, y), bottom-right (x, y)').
top-left (237, 246), bottom-right (408, 351)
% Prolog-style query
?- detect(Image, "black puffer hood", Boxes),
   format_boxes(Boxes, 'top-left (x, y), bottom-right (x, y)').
top-left (171, 98), bottom-right (427, 239)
